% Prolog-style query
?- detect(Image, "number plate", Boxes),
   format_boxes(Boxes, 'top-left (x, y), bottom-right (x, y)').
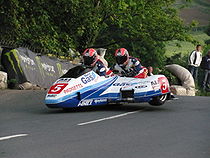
top-left (48, 83), bottom-right (68, 94)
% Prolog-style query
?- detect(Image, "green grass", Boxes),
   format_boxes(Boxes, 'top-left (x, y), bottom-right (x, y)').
top-left (165, 31), bottom-right (209, 57)
top-left (196, 88), bottom-right (210, 96)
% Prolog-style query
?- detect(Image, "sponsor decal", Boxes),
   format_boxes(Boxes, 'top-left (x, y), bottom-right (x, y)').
top-left (78, 99), bottom-right (93, 106)
top-left (152, 85), bottom-right (159, 91)
top-left (81, 72), bottom-right (96, 84)
top-left (64, 84), bottom-right (83, 94)
top-left (17, 53), bottom-right (36, 71)
top-left (41, 63), bottom-right (55, 73)
top-left (56, 78), bottom-right (71, 83)
top-left (151, 80), bottom-right (160, 90)
top-left (47, 94), bottom-right (57, 98)
top-left (4, 50), bottom-right (24, 74)
top-left (19, 55), bottom-right (36, 66)
top-left (151, 80), bottom-right (158, 85)
top-left (113, 83), bottom-right (130, 86)
top-left (135, 85), bottom-right (147, 89)
top-left (113, 82), bottom-right (138, 86)
top-left (48, 83), bottom-right (68, 94)
top-left (94, 99), bottom-right (107, 103)
top-left (158, 77), bottom-right (169, 93)
top-left (56, 63), bottom-right (68, 76)
top-left (62, 69), bottom-right (68, 74)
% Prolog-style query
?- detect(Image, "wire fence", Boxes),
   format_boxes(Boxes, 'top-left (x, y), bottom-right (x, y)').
top-left (0, 38), bottom-right (57, 56)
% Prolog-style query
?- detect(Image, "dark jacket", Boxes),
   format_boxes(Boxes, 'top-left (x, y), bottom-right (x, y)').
top-left (200, 55), bottom-right (210, 70)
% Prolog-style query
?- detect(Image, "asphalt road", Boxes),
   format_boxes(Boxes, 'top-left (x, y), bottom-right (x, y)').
top-left (0, 90), bottom-right (210, 158)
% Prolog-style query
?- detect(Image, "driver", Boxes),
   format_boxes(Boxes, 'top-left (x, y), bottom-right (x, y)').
top-left (112, 48), bottom-right (143, 77)
top-left (82, 48), bottom-right (106, 76)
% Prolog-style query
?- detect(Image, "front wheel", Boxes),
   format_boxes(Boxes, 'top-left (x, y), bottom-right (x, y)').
top-left (149, 94), bottom-right (167, 106)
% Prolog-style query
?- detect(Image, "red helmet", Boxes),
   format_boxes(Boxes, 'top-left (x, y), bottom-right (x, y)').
top-left (82, 48), bottom-right (98, 67)
top-left (114, 48), bottom-right (129, 65)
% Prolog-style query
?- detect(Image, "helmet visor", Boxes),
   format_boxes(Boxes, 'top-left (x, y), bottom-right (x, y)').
top-left (83, 56), bottom-right (95, 66)
top-left (116, 55), bottom-right (127, 65)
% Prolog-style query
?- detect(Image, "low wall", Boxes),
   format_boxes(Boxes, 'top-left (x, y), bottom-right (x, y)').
top-left (1, 47), bottom-right (76, 88)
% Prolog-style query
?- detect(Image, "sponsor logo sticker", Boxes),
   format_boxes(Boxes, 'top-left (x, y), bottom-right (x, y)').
top-left (151, 80), bottom-right (158, 85)
top-left (56, 78), bottom-right (71, 83)
top-left (158, 77), bottom-right (169, 93)
top-left (113, 82), bottom-right (138, 86)
top-left (94, 99), bottom-right (107, 103)
top-left (81, 72), bottom-right (96, 84)
top-left (47, 94), bottom-right (57, 98)
top-left (78, 99), bottom-right (93, 106)
top-left (64, 84), bottom-right (83, 94)
top-left (48, 83), bottom-right (68, 94)
top-left (19, 55), bottom-right (36, 66)
top-left (135, 85), bottom-right (147, 89)
top-left (151, 80), bottom-right (160, 90)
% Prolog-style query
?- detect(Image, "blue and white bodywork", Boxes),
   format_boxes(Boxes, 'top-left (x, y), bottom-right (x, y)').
top-left (45, 69), bottom-right (171, 109)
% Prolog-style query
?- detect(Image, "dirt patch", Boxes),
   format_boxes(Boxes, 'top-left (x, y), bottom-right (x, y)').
top-left (180, 7), bottom-right (210, 26)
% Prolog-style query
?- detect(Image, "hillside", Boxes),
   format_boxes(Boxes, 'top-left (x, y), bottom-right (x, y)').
top-left (177, 0), bottom-right (210, 26)
top-left (165, 0), bottom-right (210, 57)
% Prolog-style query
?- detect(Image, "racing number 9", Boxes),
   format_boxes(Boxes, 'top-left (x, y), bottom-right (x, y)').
top-left (48, 84), bottom-right (68, 94)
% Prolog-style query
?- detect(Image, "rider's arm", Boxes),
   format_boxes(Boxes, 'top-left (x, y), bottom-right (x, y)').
top-left (97, 62), bottom-right (106, 76)
top-left (132, 58), bottom-right (142, 72)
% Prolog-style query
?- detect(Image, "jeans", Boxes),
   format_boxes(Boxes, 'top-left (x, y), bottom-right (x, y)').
top-left (202, 69), bottom-right (210, 89)
top-left (188, 65), bottom-right (198, 81)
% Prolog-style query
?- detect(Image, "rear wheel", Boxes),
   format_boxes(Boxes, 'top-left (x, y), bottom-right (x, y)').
top-left (149, 94), bottom-right (167, 106)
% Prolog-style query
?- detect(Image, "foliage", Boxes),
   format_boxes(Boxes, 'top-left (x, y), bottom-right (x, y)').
top-left (0, 0), bottom-right (193, 66)
top-left (165, 31), bottom-right (210, 58)
top-left (196, 87), bottom-right (210, 96)
top-left (205, 22), bottom-right (210, 36)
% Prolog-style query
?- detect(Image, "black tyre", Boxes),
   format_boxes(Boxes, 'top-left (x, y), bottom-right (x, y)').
top-left (149, 94), bottom-right (167, 106)
top-left (62, 108), bottom-right (74, 112)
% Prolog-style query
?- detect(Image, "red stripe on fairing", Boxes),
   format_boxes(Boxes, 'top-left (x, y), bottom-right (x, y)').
top-left (106, 69), bottom-right (114, 76)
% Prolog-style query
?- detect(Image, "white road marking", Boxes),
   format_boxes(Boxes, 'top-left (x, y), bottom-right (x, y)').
top-left (0, 134), bottom-right (28, 141)
top-left (78, 110), bottom-right (141, 126)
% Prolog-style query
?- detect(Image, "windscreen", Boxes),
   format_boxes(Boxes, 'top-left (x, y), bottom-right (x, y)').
top-left (60, 65), bottom-right (91, 78)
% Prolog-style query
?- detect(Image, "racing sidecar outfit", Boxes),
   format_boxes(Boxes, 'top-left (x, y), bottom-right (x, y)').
top-left (112, 56), bottom-right (144, 77)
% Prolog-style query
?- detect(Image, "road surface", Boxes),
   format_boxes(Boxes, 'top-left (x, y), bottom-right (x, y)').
top-left (0, 90), bottom-right (209, 158)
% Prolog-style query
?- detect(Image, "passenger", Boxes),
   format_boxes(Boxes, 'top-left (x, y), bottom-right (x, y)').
top-left (148, 66), bottom-right (154, 76)
top-left (112, 48), bottom-right (146, 77)
top-left (82, 48), bottom-right (106, 76)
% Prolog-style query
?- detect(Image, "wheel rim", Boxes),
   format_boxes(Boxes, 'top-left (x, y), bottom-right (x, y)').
top-left (159, 94), bottom-right (167, 102)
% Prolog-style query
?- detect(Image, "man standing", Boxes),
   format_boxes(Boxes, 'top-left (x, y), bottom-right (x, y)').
top-left (188, 45), bottom-right (202, 81)
top-left (201, 50), bottom-right (210, 91)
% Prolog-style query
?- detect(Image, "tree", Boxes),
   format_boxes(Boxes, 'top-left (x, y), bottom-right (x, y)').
top-left (0, 0), bottom-right (192, 66)
top-left (205, 21), bottom-right (210, 36)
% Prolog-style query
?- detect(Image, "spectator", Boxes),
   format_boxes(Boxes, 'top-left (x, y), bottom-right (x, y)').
top-left (200, 50), bottom-right (210, 91)
top-left (188, 45), bottom-right (202, 81)
top-left (148, 66), bottom-right (154, 76)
